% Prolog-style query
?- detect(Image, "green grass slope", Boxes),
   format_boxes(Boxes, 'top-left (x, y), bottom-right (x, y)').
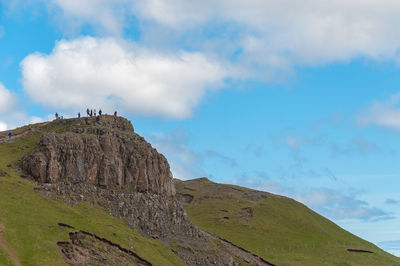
top-left (0, 120), bottom-right (184, 265)
top-left (175, 178), bottom-right (400, 266)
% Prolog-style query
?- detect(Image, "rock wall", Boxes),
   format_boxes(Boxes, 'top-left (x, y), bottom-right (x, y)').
top-left (22, 116), bottom-right (242, 265)
top-left (22, 117), bottom-right (175, 196)
top-left (50, 115), bottom-right (134, 132)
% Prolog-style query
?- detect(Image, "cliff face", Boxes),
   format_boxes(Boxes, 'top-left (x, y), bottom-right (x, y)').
top-left (21, 116), bottom-right (243, 265)
top-left (23, 116), bottom-right (175, 196)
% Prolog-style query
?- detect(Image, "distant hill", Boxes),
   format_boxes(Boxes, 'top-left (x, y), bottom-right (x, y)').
top-left (0, 116), bottom-right (398, 265)
top-left (175, 178), bottom-right (400, 265)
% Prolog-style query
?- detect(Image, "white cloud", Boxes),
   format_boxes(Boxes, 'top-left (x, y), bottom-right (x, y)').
top-left (134, 0), bottom-right (400, 64)
top-left (0, 83), bottom-right (15, 113)
top-left (21, 37), bottom-right (228, 119)
top-left (0, 82), bottom-right (46, 130)
top-left (0, 121), bottom-right (7, 131)
top-left (357, 93), bottom-right (400, 130)
top-left (47, 0), bottom-right (127, 35)
top-left (8, 0), bottom-right (400, 72)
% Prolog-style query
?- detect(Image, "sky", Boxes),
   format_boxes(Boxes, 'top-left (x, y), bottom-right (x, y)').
top-left (0, 0), bottom-right (400, 256)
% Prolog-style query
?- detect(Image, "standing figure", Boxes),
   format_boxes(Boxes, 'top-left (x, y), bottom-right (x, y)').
top-left (90, 110), bottom-right (93, 117)
top-left (78, 112), bottom-right (81, 118)
top-left (99, 109), bottom-right (102, 116)
top-left (114, 111), bottom-right (117, 117)
top-left (55, 112), bottom-right (59, 119)
top-left (8, 132), bottom-right (12, 139)
top-left (86, 108), bottom-right (90, 116)
top-left (94, 109), bottom-right (96, 116)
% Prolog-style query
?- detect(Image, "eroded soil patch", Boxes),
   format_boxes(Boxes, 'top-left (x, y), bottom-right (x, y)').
top-left (0, 225), bottom-right (21, 266)
top-left (347, 249), bottom-right (374, 254)
top-left (240, 207), bottom-right (253, 222)
top-left (0, 169), bottom-right (9, 177)
top-left (58, 230), bottom-right (152, 266)
top-left (176, 193), bottom-right (194, 204)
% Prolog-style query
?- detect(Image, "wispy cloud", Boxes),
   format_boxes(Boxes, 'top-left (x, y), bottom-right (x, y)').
top-left (231, 174), bottom-right (393, 222)
top-left (148, 129), bottom-right (237, 180)
top-left (385, 198), bottom-right (400, 205)
top-left (378, 240), bottom-right (400, 256)
top-left (295, 188), bottom-right (394, 222)
top-left (245, 144), bottom-right (265, 157)
top-left (330, 135), bottom-right (382, 157)
top-left (357, 93), bottom-right (400, 130)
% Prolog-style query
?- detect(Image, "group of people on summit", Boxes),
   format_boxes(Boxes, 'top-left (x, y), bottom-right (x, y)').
top-left (85, 108), bottom-right (103, 117)
top-left (5, 109), bottom-right (119, 142)
top-left (55, 109), bottom-right (118, 120)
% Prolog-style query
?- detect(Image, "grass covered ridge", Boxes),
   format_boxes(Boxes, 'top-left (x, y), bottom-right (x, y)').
top-left (0, 121), bottom-right (184, 265)
top-left (175, 178), bottom-right (400, 266)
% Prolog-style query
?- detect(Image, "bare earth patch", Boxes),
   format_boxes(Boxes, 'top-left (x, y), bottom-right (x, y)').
top-left (57, 230), bottom-right (151, 266)
top-left (0, 224), bottom-right (21, 266)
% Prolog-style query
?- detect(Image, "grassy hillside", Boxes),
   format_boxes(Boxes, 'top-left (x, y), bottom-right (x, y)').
top-left (175, 178), bottom-right (400, 266)
top-left (1, 118), bottom-right (399, 265)
top-left (0, 120), bottom-right (184, 265)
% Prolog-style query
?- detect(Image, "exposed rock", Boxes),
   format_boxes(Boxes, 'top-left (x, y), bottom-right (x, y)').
top-left (57, 230), bottom-right (151, 266)
top-left (0, 169), bottom-right (8, 177)
top-left (23, 117), bottom-right (175, 196)
top-left (38, 183), bottom-right (198, 241)
top-left (51, 115), bottom-right (134, 132)
top-left (176, 193), bottom-right (194, 204)
top-left (22, 117), bottom-right (250, 265)
top-left (37, 182), bottom-right (238, 265)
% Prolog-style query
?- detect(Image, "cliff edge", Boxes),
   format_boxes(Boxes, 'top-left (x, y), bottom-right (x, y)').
top-left (22, 115), bottom-right (175, 196)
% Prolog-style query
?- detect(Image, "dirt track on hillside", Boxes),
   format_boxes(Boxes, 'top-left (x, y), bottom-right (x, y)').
top-left (0, 225), bottom-right (21, 266)
top-left (0, 122), bottom-right (50, 144)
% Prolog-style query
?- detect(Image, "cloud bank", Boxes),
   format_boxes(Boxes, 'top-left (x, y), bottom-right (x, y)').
top-left (21, 37), bottom-right (228, 118)
top-left (36, 0), bottom-right (400, 66)
top-left (10, 0), bottom-right (400, 119)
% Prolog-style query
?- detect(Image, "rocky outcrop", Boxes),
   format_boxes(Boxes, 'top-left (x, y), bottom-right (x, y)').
top-left (50, 115), bottom-right (134, 132)
top-left (38, 182), bottom-right (198, 241)
top-left (22, 116), bottom-right (175, 196)
top-left (22, 117), bottom-right (244, 265)
top-left (37, 183), bottom-right (239, 265)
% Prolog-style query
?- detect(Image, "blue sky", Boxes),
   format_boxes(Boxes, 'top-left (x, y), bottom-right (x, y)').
top-left (1, 0), bottom-right (400, 256)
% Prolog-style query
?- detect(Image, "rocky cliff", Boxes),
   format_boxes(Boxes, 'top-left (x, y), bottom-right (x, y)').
top-left (23, 116), bottom-right (175, 196)
top-left (21, 116), bottom-right (244, 265)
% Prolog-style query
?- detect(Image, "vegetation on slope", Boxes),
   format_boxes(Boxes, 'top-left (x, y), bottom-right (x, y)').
top-left (0, 120), bottom-right (184, 265)
top-left (175, 178), bottom-right (400, 266)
